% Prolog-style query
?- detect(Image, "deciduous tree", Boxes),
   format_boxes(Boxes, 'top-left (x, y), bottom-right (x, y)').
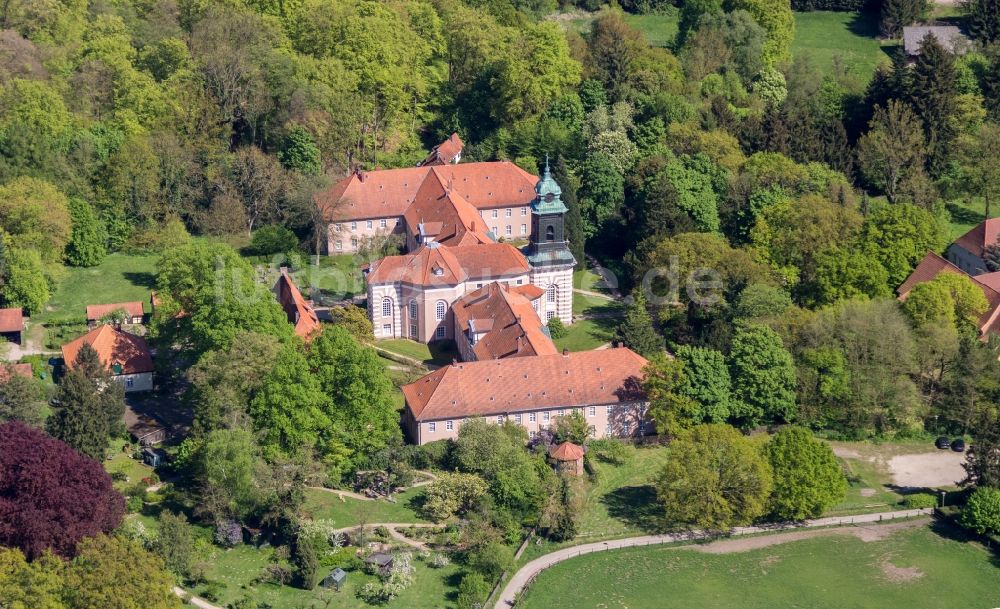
top-left (0, 421), bottom-right (124, 559)
top-left (729, 324), bottom-right (796, 426)
top-left (765, 427), bottom-right (847, 520)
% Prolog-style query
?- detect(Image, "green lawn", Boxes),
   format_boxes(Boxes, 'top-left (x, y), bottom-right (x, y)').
top-left (36, 253), bottom-right (158, 324)
top-left (378, 340), bottom-right (457, 367)
top-left (573, 267), bottom-right (616, 295)
top-left (790, 11), bottom-right (891, 82)
top-left (194, 544), bottom-right (461, 609)
top-left (554, 317), bottom-right (615, 352)
top-left (289, 254), bottom-right (365, 299)
top-left (301, 487), bottom-right (430, 528)
top-left (572, 292), bottom-right (623, 317)
top-left (624, 11), bottom-right (679, 48)
top-left (519, 523), bottom-right (1000, 609)
top-left (105, 453), bottom-right (155, 492)
top-left (946, 197), bottom-right (988, 241)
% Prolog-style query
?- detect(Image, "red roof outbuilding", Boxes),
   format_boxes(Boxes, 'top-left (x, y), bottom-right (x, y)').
top-left (0, 308), bottom-right (23, 333)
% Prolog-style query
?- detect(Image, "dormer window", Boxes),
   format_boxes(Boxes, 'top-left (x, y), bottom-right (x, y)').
top-left (432, 266), bottom-right (444, 276)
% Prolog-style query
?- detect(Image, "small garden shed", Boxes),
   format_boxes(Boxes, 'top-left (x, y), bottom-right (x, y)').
top-left (321, 568), bottom-right (347, 591)
top-left (365, 552), bottom-right (394, 576)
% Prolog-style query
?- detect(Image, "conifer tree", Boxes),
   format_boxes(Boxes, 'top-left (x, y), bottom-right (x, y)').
top-left (616, 291), bottom-right (663, 357)
top-left (964, 0), bottom-right (1000, 44)
top-left (47, 370), bottom-right (111, 461)
top-left (909, 33), bottom-right (958, 176)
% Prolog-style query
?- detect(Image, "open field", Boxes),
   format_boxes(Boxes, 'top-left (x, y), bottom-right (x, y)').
top-left (35, 253), bottom-right (158, 325)
top-left (790, 11), bottom-right (891, 81)
top-left (301, 487), bottom-right (430, 528)
top-left (518, 521), bottom-right (1000, 609)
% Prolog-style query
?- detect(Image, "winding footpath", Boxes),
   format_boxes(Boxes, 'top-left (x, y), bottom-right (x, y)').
top-left (492, 508), bottom-right (932, 609)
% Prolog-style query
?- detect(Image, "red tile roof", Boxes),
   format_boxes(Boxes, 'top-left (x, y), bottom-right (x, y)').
top-left (316, 161), bottom-right (537, 222)
top-left (62, 325), bottom-right (153, 375)
top-left (953, 218), bottom-right (1000, 259)
top-left (0, 308), bottom-right (23, 333)
top-left (275, 269), bottom-right (322, 341)
top-left (86, 301), bottom-right (144, 321)
top-left (402, 348), bottom-right (648, 421)
top-left (549, 441), bottom-right (585, 461)
top-left (367, 243), bottom-right (530, 287)
top-left (897, 251), bottom-right (1000, 336)
top-left (418, 133), bottom-right (464, 166)
top-left (403, 169), bottom-right (493, 247)
top-left (0, 363), bottom-right (32, 383)
top-left (452, 282), bottom-right (556, 360)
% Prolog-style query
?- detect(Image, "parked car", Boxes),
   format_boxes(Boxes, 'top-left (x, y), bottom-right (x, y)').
top-left (935, 436), bottom-right (951, 449)
top-left (951, 438), bottom-right (966, 452)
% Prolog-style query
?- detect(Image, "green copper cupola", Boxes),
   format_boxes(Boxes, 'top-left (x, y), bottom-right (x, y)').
top-left (525, 156), bottom-right (576, 268)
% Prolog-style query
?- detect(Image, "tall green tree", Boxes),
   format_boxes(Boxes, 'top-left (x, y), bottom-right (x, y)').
top-left (65, 198), bottom-right (107, 267)
top-left (616, 291), bottom-right (663, 357)
top-left (765, 427), bottom-right (847, 520)
top-left (908, 33), bottom-right (959, 176)
top-left (963, 0), bottom-right (1000, 43)
top-left (643, 354), bottom-right (701, 437)
top-left (675, 345), bottom-right (733, 423)
top-left (0, 247), bottom-right (49, 313)
top-left (655, 424), bottom-right (773, 530)
top-left (856, 101), bottom-right (928, 204)
top-left (47, 356), bottom-right (125, 461)
top-left (729, 324), bottom-right (796, 426)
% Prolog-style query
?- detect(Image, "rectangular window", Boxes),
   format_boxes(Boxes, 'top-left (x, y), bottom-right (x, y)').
top-left (367, 220), bottom-right (373, 229)
top-left (350, 221), bottom-right (357, 231)
top-left (492, 209), bottom-right (498, 218)
top-left (477, 283), bottom-right (483, 288)
top-left (546, 311), bottom-right (555, 321)
top-left (589, 425), bottom-right (596, 436)
top-left (623, 421), bottom-right (631, 434)
top-left (429, 422), bottom-right (436, 433)
top-left (529, 431), bottom-right (536, 438)
top-left (588, 406), bottom-right (596, 417)
top-left (516, 279), bottom-right (523, 285)
top-left (410, 324), bottom-right (417, 338)
top-left (351, 238), bottom-right (358, 248)
top-left (436, 326), bottom-right (446, 339)
top-left (556, 409), bottom-right (564, 417)
top-left (607, 405), bottom-right (613, 414)
top-left (529, 412), bottom-right (536, 422)
top-left (126, 377), bottom-right (134, 388)
top-left (521, 207), bottom-right (527, 216)
top-left (380, 219), bottom-right (387, 228)
top-left (505, 225), bottom-right (512, 236)
top-left (543, 411), bottom-right (550, 422)
top-left (382, 324), bottom-right (391, 335)
top-left (446, 420), bottom-right (454, 431)
top-left (496, 415), bottom-right (504, 424)
top-left (506, 208), bottom-right (512, 217)
top-left (520, 224), bottom-right (527, 235)
top-left (605, 424), bottom-right (612, 435)
top-left (335, 223), bottom-right (342, 232)
top-left (514, 413), bottom-right (522, 423)
top-left (335, 240), bottom-right (343, 251)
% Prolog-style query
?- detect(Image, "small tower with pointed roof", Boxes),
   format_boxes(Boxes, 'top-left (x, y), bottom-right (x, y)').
top-left (525, 157), bottom-right (575, 326)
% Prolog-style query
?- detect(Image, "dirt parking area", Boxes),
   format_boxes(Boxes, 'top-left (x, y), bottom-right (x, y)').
top-left (888, 452), bottom-right (966, 488)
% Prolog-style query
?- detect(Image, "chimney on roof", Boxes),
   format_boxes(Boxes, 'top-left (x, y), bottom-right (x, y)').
top-left (452, 358), bottom-right (458, 365)
top-left (562, 348), bottom-right (569, 356)
top-left (358, 171), bottom-right (366, 182)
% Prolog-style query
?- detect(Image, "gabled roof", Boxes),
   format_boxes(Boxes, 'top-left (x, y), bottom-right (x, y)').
top-left (897, 251), bottom-right (1000, 336)
top-left (549, 441), bottom-right (585, 461)
top-left (86, 301), bottom-right (144, 321)
top-left (275, 269), bottom-right (322, 341)
top-left (952, 218), bottom-right (1000, 260)
top-left (0, 308), bottom-right (23, 333)
top-left (903, 26), bottom-right (969, 56)
top-left (452, 282), bottom-right (556, 361)
top-left (316, 161), bottom-right (537, 222)
top-left (402, 348), bottom-right (649, 421)
top-left (366, 242), bottom-right (530, 287)
top-left (62, 325), bottom-right (154, 375)
top-left (418, 133), bottom-right (464, 166)
top-left (403, 169), bottom-right (493, 247)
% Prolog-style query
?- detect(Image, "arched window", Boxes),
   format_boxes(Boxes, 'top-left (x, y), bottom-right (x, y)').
top-left (409, 300), bottom-right (418, 320)
top-left (545, 225), bottom-right (555, 241)
top-left (546, 284), bottom-right (557, 303)
top-left (381, 297), bottom-right (393, 318)
top-left (435, 300), bottom-right (447, 321)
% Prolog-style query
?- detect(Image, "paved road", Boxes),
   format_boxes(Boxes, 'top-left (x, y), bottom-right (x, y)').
top-left (493, 508), bottom-right (932, 609)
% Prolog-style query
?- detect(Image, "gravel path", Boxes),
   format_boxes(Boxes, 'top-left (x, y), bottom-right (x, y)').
top-left (493, 508), bottom-right (932, 609)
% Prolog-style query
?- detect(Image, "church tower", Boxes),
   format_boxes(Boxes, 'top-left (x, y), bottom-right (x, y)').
top-left (526, 158), bottom-right (575, 326)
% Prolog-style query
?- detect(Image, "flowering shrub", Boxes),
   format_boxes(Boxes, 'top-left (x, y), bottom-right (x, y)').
top-left (214, 519), bottom-right (243, 547)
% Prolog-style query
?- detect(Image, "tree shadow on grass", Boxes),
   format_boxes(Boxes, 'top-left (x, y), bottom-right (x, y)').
top-left (928, 515), bottom-right (1000, 568)
top-left (123, 271), bottom-right (157, 289)
top-left (847, 11), bottom-right (880, 38)
top-left (947, 201), bottom-right (985, 227)
top-left (601, 485), bottom-right (670, 534)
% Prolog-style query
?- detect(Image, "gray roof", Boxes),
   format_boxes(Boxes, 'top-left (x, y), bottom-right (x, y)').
top-left (903, 26), bottom-right (969, 56)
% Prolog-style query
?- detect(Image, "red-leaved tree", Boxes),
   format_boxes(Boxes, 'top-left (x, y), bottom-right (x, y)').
top-left (0, 421), bottom-right (125, 558)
